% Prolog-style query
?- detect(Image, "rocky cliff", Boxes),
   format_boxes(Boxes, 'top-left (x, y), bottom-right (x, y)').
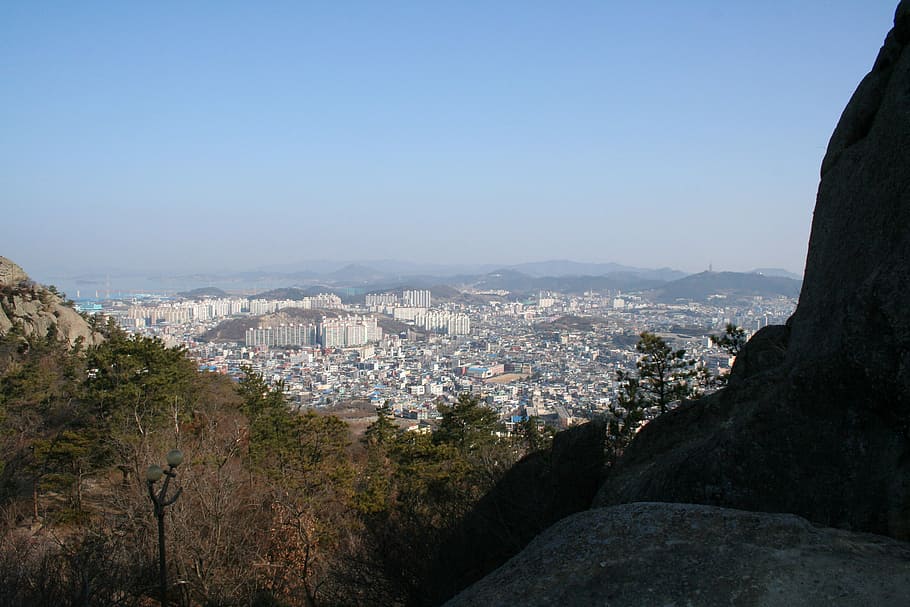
top-left (0, 256), bottom-right (102, 347)
top-left (790, 0), bottom-right (910, 405)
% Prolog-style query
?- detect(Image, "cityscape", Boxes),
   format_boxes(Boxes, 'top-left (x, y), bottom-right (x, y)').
top-left (87, 278), bottom-right (797, 432)
top-left (6, 1), bottom-right (902, 604)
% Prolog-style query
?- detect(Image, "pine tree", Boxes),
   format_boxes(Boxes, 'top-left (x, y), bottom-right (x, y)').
top-left (711, 323), bottom-right (747, 355)
top-left (635, 331), bottom-right (697, 413)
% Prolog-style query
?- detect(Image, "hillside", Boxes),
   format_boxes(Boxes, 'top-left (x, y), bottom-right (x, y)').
top-left (374, 314), bottom-right (427, 337)
top-left (253, 286), bottom-right (320, 300)
top-left (468, 269), bottom-right (668, 295)
top-left (534, 314), bottom-right (608, 332)
top-left (176, 286), bottom-right (229, 298)
top-left (749, 267), bottom-right (803, 280)
top-left (647, 270), bottom-right (801, 303)
top-left (200, 307), bottom-right (341, 342)
top-left (362, 284), bottom-right (492, 306)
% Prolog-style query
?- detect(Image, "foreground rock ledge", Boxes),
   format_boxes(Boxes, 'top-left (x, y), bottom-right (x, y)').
top-left (444, 503), bottom-right (910, 607)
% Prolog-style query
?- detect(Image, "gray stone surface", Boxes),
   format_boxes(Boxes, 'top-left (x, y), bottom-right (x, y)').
top-left (0, 256), bottom-right (28, 287)
top-left (446, 503), bottom-right (910, 607)
top-left (0, 306), bottom-right (10, 334)
top-left (727, 324), bottom-right (789, 386)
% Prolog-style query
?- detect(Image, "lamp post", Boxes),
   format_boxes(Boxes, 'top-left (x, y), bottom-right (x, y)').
top-left (146, 449), bottom-right (184, 606)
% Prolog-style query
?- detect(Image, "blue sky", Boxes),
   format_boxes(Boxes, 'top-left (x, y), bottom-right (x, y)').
top-left (0, 1), bottom-right (900, 278)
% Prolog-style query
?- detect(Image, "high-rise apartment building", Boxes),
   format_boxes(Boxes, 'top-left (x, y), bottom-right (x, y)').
top-left (245, 323), bottom-right (317, 347)
top-left (318, 316), bottom-right (383, 348)
top-left (402, 289), bottom-right (432, 308)
top-left (366, 293), bottom-right (399, 307)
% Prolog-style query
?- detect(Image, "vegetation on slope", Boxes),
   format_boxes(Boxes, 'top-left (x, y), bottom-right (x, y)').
top-left (0, 325), bottom-right (553, 606)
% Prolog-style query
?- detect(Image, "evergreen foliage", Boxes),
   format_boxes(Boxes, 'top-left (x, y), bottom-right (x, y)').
top-left (711, 323), bottom-right (747, 356)
top-left (635, 331), bottom-right (698, 413)
top-left (607, 331), bottom-right (698, 464)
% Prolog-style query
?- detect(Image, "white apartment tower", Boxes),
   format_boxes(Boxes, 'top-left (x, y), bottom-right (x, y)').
top-left (402, 289), bottom-right (432, 308)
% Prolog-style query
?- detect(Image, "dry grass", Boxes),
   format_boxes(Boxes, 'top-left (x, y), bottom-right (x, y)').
top-left (484, 373), bottom-right (529, 384)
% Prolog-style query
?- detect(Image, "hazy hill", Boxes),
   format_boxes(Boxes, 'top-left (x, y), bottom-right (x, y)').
top-left (177, 286), bottom-right (229, 298)
top-left (252, 286), bottom-right (340, 300)
top-left (363, 284), bottom-right (491, 306)
top-left (374, 315), bottom-right (429, 337)
top-left (428, 284), bottom-right (495, 305)
top-left (324, 263), bottom-right (386, 283)
top-left (648, 271), bottom-right (801, 303)
top-left (200, 307), bottom-right (341, 342)
top-left (540, 273), bottom-right (667, 293)
top-left (510, 260), bottom-right (687, 281)
top-left (510, 260), bottom-right (636, 276)
top-left (469, 269), bottom-right (668, 295)
top-left (472, 269), bottom-right (539, 292)
top-left (534, 314), bottom-right (608, 332)
top-left (97, 259), bottom-right (691, 295)
top-left (749, 267), bottom-right (803, 280)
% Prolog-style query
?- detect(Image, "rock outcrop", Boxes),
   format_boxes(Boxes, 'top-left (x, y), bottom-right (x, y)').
top-left (445, 503), bottom-right (910, 607)
top-left (0, 257), bottom-right (29, 287)
top-left (593, 1), bottom-right (910, 540)
top-left (425, 420), bottom-right (607, 603)
top-left (790, 0), bottom-right (910, 401)
top-left (0, 256), bottom-right (102, 347)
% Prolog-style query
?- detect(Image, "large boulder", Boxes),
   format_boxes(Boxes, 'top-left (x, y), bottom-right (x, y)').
top-left (425, 420), bottom-right (607, 603)
top-left (445, 503), bottom-right (910, 607)
top-left (595, 2), bottom-right (910, 540)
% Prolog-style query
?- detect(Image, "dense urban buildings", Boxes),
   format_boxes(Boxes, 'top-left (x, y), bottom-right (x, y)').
top-left (100, 284), bottom-right (796, 432)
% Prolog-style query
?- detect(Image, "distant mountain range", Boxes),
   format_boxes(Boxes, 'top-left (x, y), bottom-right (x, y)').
top-left (41, 259), bottom-right (803, 303)
top-left (464, 269), bottom-right (669, 295)
top-left (192, 268), bottom-right (801, 344)
top-left (176, 259), bottom-right (691, 287)
top-left (166, 266), bottom-right (803, 304)
top-left (502, 261), bottom-right (686, 281)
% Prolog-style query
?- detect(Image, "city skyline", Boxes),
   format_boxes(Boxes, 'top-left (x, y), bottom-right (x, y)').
top-left (2, 1), bottom-right (898, 277)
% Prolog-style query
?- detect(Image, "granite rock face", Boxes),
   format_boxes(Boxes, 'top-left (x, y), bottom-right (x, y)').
top-left (790, 0), bottom-right (910, 403)
top-left (425, 420), bottom-right (607, 603)
top-left (595, 2), bottom-right (910, 540)
top-left (726, 324), bottom-right (789, 386)
top-left (445, 503), bottom-right (910, 607)
top-left (0, 257), bottom-right (102, 347)
top-left (0, 257), bottom-right (29, 287)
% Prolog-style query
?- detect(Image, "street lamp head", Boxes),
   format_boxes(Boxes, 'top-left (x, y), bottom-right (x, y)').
top-left (146, 464), bottom-right (164, 482)
top-left (166, 449), bottom-right (184, 468)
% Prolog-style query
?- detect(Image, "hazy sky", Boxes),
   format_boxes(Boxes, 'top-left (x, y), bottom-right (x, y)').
top-left (1, 1), bottom-right (900, 278)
